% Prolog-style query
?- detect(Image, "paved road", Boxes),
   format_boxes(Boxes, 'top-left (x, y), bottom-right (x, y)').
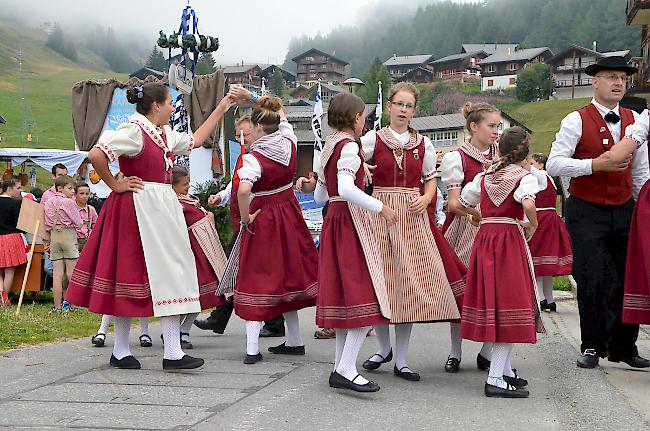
top-left (1, 297), bottom-right (649, 430)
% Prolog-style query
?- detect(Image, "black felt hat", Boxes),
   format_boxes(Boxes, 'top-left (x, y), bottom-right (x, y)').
top-left (585, 56), bottom-right (637, 76)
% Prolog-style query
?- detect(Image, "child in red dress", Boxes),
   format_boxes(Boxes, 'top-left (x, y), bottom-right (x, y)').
top-left (459, 126), bottom-right (544, 398)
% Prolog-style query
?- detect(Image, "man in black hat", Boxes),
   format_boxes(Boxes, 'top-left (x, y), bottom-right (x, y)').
top-left (547, 56), bottom-right (650, 369)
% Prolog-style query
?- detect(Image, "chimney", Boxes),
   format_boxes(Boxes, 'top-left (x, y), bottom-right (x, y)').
top-left (593, 41), bottom-right (597, 53)
top-left (393, 53), bottom-right (397, 59)
top-left (508, 47), bottom-right (512, 56)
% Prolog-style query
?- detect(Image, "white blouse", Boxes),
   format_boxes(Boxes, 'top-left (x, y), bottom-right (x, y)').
top-left (96, 113), bottom-right (193, 163)
top-left (440, 147), bottom-right (492, 190)
top-left (314, 141), bottom-right (383, 213)
top-left (360, 128), bottom-right (437, 180)
top-left (237, 121), bottom-right (297, 186)
top-left (460, 172), bottom-right (540, 208)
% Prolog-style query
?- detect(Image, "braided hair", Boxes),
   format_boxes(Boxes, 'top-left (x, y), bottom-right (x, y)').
top-left (494, 126), bottom-right (531, 172)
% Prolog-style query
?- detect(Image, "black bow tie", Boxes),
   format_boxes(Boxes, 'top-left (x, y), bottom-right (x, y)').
top-left (604, 111), bottom-right (620, 124)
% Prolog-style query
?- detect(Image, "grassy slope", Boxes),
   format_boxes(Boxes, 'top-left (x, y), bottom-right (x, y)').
top-left (502, 98), bottom-right (592, 155)
top-left (0, 19), bottom-right (128, 150)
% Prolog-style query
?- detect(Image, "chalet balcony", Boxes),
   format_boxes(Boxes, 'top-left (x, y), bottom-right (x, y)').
top-left (627, 0), bottom-right (650, 25)
top-left (554, 61), bottom-right (597, 72)
top-left (554, 78), bottom-right (593, 88)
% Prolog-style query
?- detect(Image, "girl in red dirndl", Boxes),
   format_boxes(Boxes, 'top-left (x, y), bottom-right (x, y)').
top-left (172, 165), bottom-right (229, 349)
top-left (528, 153), bottom-right (573, 312)
top-left (439, 102), bottom-right (500, 372)
top-left (0, 177), bottom-right (27, 306)
top-left (228, 89), bottom-right (318, 365)
top-left (459, 127), bottom-right (544, 398)
top-left (314, 93), bottom-right (396, 393)
top-left (65, 83), bottom-right (234, 370)
top-left (609, 110), bottom-right (650, 324)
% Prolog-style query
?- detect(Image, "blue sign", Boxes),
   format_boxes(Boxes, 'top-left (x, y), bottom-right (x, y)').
top-left (105, 87), bottom-right (180, 131)
top-left (296, 191), bottom-right (324, 210)
top-left (229, 141), bottom-right (241, 177)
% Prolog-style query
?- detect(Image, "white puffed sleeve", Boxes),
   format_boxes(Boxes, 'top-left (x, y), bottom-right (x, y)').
top-left (279, 120), bottom-right (298, 147)
top-left (513, 174), bottom-right (540, 203)
top-left (337, 141), bottom-right (362, 179)
top-left (360, 130), bottom-right (377, 161)
top-left (214, 181), bottom-right (232, 207)
top-left (95, 123), bottom-right (144, 162)
top-left (529, 166), bottom-right (548, 191)
top-left (441, 151), bottom-right (464, 190)
top-left (459, 172), bottom-right (483, 208)
top-left (236, 154), bottom-right (262, 186)
top-left (624, 109), bottom-right (649, 148)
top-left (422, 136), bottom-right (437, 181)
top-left (164, 127), bottom-right (195, 156)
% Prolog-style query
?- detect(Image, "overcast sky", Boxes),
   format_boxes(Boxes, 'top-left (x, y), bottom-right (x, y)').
top-left (0, 0), bottom-right (436, 64)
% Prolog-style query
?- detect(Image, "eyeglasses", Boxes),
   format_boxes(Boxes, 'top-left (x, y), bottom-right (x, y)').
top-left (595, 74), bottom-right (629, 83)
top-left (390, 101), bottom-right (415, 110)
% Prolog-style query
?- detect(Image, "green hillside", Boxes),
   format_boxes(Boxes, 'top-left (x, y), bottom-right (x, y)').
top-left (506, 98), bottom-right (591, 155)
top-left (0, 19), bottom-right (128, 149)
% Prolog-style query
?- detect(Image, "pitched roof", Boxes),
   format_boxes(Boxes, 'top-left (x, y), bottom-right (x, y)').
top-left (220, 64), bottom-right (260, 74)
top-left (291, 48), bottom-right (349, 65)
top-left (430, 51), bottom-right (486, 65)
top-left (410, 114), bottom-right (466, 132)
top-left (383, 54), bottom-right (434, 67)
top-left (313, 83), bottom-right (348, 94)
top-left (481, 47), bottom-right (552, 65)
top-left (462, 44), bottom-right (518, 55)
top-left (260, 64), bottom-right (296, 79)
top-left (546, 45), bottom-right (631, 64)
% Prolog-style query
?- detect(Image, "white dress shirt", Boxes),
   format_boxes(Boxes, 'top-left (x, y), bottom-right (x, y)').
top-left (547, 98), bottom-right (649, 200)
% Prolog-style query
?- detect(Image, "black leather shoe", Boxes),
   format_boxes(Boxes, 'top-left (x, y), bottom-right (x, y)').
top-left (329, 371), bottom-right (380, 392)
top-left (244, 353), bottom-right (263, 364)
top-left (445, 356), bottom-right (460, 373)
top-left (477, 353), bottom-right (490, 371)
top-left (268, 342), bottom-right (305, 355)
top-left (110, 354), bottom-right (141, 369)
top-left (484, 382), bottom-right (529, 398)
top-left (393, 366), bottom-right (421, 381)
top-left (163, 355), bottom-right (204, 370)
top-left (259, 327), bottom-right (286, 337)
top-left (546, 302), bottom-right (557, 312)
top-left (194, 316), bottom-right (225, 334)
top-left (180, 335), bottom-right (193, 350)
top-left (608, 354), bottom-right (650, 368)
top-left (91, 333), bottom-right (105, 347)
top-left (577, 349), bottom-right (599, 368)
top-left (540, 299), bottom-right (548, 311)
top-left (504, 370), bottom-right (528, 388)
top-left (362, 350), bottom-right (393, 370)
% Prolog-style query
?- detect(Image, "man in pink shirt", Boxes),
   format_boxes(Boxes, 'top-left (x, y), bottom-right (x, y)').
top-left (44, 175), bottom-right (83, 312)
top-left (40, 163), bottom-right (68, 207)
top-left (74, 182), bottom-right (98, 253)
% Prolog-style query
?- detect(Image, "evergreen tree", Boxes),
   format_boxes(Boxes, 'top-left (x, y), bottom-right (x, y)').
top-left (46, 23), bottom-right (77, 62)
top-left (269, 68), bottom-right (286, 96)
top-left (357, 58), bottom-right (393, 105)
top-left (145, 46), bottom-right (167, 72)
top-left (195, 53), bottom-right (216, 75)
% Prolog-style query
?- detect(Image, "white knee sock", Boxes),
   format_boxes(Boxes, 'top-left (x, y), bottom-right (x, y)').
top-left (336, 327), bottom-right (370, 384)
top-left (112, 317), bottom-right (132, 360)
top-left (245, 321), bottom-right (263, 355)
top-left (139, 318), bottom-right (149, 337)
top-left (487, 343), bottom-right (512, 388)
top-left (160, 315), bottom-right (185, 360)
top-left (98, 314), bottom-right (113, 335)
top-left (180, 313), bottom-right (199, 340)
top-left (504, 348), bottom-right (515, 378)
top-left (543, 277), bottom-right (554, 303)
top-left (535, 276), bottom-right (546, 302)
top-left (369, 324), bottom-right (391, 363)
top-left (479, 342), bottom-right (494, 360)
top-left (449, 322), bottom-right (462, 360)
top-left (394, 323), bottom-right (413, 371)
top-left (334, 328), bottom-right (348, 370)
top-left (283, 311), bottom-right (303, 347)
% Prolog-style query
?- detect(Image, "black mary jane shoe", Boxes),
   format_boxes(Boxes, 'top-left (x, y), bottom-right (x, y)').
top-left (268, 342), bottom-right (305, 355)
top-left (608, 354), bottom-right (650, 369)
top-left (477, 353), bottom-right (491, 371)
top-left (484, 382), bottom-right (529, 398)
top-left (445, 356), bottom-right (461, 373)
top-left (109, 354), bottom-right (141, 369)
top-left (329, 372), bottom-right (380, 393)
top-left (91, 333), bottom-right (106, 348)
top-left (244, 353), bottom-right (263, 364)
top-left (576, 349), bottom-right (599, 369)
top-left (362, 349), bottom-right (393, 371)
top-left (540, 300), bottom-right (557, 312)
top-left (163, 354), bottom-right (204, 370)
top-left (139, 334), bottom-right (153, 348)
top-left (503, 369), bottom-right (528, 388)
top-left (180, 333), bottom-right (193, 350)
top-left (393, 366), bottom-right (421, 381)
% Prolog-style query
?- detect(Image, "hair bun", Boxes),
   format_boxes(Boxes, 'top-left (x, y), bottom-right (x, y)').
top-left (461, 102), bottom-right (476, 119)
top-left (126, 87), bottom-right (139, 104)
top-left (257, 96), bottom-right (282, 113)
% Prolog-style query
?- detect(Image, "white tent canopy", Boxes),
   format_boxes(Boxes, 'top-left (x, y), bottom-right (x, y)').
top-left (0, 148), bottom-right (88, 175)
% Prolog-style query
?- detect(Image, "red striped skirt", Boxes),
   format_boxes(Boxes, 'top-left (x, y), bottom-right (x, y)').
top-left (528, 208), bottom-right (573, 277)
top-left (443, 213), bottom-right (479, 267)
top-left (623, 183), bottom-right (650, 324)
top-left (0, 233), bottom-right (27, 268)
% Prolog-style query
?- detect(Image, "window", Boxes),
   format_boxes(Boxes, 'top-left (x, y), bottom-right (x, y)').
top-left (509, 77), bottom-right (516, 85)
top-left (509, 63), bottom-right (518, 71)
top-left (431, 131), bottom-right (459, 148)
top-left (487, 65), bottom-right (495, 73)
top-left (487, 79), bottom-right (494, 87)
